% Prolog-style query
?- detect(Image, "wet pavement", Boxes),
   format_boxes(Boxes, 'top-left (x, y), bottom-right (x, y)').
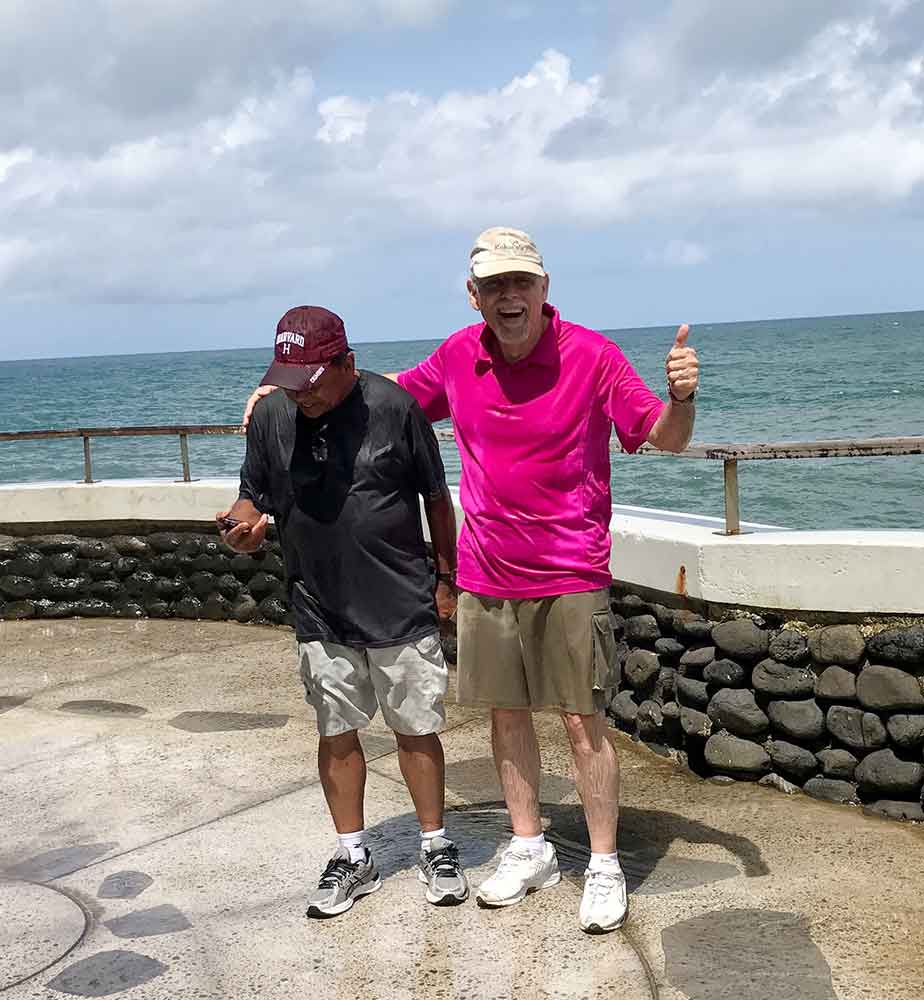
top-left (1, 619), bottom-right (923, 999)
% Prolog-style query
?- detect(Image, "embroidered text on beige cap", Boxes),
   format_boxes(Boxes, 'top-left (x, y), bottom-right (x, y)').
top-left (470, 227), bottom-right (545, 279)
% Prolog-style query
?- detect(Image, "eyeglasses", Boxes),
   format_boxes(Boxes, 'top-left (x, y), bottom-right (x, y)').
top-left (476, 274), bottom-right (540, 295)
top-left (310, 430), bottom-right (328, 464)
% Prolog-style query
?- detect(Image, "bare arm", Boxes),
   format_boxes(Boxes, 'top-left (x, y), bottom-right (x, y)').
top-left (423, 486), bottom-right (458, 622)
top-left (242, 386), bottom-right (277, 429)
top-left (647, 397), bottom-right (696, 453)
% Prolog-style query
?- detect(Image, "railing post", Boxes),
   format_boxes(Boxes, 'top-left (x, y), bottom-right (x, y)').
top-left (82, 435), bottom-right (95, 484)
top-left (179, 433), bottom-right (192, 483)
top-left (723, 458), bottom-right (740, 535)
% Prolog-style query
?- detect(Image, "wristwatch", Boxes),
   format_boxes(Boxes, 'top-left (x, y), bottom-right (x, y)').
top-left (436, 571), bottom-right (457, 585)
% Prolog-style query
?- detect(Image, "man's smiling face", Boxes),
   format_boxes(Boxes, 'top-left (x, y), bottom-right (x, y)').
top-left (468, 271), bottom-right (549, 351)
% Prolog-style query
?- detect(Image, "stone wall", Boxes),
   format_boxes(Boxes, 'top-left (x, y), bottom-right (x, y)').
top-left (606, 592), bottom-right (924, 823)
top-left (0, 530), bottom-right (291, 627)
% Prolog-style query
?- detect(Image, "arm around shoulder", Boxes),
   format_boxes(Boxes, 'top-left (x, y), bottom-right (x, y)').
top-left (242, 384), bottom-right (279, 430)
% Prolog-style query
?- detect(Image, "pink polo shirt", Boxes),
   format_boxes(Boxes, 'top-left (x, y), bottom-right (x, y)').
top-left (399, 304), bottom-right (665, 599)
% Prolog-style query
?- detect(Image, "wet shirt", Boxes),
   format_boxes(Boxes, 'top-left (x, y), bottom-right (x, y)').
top-left (398, 305), bottom-right (665, 599)
top-left (239, 372), bottom-right (446, 647)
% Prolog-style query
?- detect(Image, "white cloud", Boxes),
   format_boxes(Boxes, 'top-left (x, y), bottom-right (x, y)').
top-left (317, 98), bottom-right (371, 144)
top-left (648, 241), bottom-right (711, 268)
top-left (2, 2), bottom-right (924, 304)
top-left (0, 1), bottom-right (454, 153)
top-left (0, 148), bottom-right (32, 182)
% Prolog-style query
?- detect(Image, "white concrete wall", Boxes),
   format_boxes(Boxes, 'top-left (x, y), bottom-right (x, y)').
top-left (0, 478), bottom-right (241, 524)
top-left (1, 479), bottom-right (922, 615)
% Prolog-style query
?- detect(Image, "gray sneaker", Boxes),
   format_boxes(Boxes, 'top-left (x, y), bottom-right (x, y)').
top-left (417, 836), bottom-right (469, 905)
top-left (306, 847), bottom-right (381, 918)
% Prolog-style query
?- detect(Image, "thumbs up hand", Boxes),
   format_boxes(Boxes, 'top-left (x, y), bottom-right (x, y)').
top-left (665, 324), bottom-right (698, 402)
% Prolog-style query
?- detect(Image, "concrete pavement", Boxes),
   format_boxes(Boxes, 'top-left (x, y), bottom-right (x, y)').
top-left (2, 619), bottom-right (923, 999)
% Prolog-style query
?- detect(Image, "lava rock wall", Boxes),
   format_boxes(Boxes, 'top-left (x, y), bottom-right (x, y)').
top-left (0, 531), bottom-right (291, 627)
top-left (607, 593), bottom-right (924, 822)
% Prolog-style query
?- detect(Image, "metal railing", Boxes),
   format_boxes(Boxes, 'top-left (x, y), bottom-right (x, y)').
top-left (0, 424), bottom-right (238, 487)
top-left (1, 425), bottom-right (922, 535)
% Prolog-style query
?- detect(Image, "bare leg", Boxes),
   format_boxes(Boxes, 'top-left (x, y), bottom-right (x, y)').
top-left (395, 732), bottom-right (445, 832)
top-left (317, 730), bottom-right (366, 833)
top-left (560, 711), bottom-right (620, 853)
top-left (492, 708), bottom-right (542, 837)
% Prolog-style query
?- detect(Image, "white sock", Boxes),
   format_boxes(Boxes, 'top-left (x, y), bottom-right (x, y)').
top-left (511, 833), bottom-right (546, 857)
top-left (588, 851), bottom-right (621, 873)
top-left (337, 830), bottom-right (367, 863)
top-left (421, 826), bottom-right (446, 851)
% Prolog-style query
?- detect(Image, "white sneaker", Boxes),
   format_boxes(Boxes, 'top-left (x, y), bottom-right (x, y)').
top-left (579, 865), bottom-right (628, 933)
top-left (475, 841), bottom-right (561, 908)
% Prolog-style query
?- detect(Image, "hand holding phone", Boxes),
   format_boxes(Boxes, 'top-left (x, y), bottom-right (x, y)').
top-left (215, 506), bottom-right (268, 553)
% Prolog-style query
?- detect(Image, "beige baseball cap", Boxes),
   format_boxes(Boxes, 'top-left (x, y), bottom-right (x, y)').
top-left (470, 226), bottom-right (545, 279)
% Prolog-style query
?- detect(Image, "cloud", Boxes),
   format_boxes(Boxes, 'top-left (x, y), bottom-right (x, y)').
top-left (612, 0), bottom-right (872, 84)
top-left (647, 241), bottom-right (711, 268)
top-left (546, 3), bottom-right (924, 210)
top-left (2, 1), bottom-right (923, 306)
top-left (317, 98), bottom-right (371, 145)
top-left (0, 1), bottom-right (454, 154)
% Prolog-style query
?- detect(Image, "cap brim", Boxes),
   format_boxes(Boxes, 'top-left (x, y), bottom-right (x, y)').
top-left (471, 258), bottom-right (546, 279)
top-left (260, 361), bottom-right (324, 391)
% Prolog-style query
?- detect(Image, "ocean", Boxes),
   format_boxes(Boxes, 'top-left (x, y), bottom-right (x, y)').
top-left (1, 311), bottom-right (922, 530)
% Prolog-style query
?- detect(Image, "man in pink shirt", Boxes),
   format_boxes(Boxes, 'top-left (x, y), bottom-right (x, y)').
top-left (243, 227), bottom-right (699, 933)
top-left (399, 227), bottom-right (698, 931)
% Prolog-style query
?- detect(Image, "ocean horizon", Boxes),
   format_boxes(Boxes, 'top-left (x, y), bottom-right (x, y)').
top-left (1, 309), bottom-right (922, 531)
top-left (1, 306), bottom-right (920, 365)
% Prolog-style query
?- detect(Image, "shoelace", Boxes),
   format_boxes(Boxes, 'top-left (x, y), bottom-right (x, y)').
top-left (495, 848), bottom-right (536, 876)
top-left (318, 857), bottom-right (359, 889)
top-left (584, 869), bottom-right (623, 904)
top-left (426, 845), bottom-right (461, 877)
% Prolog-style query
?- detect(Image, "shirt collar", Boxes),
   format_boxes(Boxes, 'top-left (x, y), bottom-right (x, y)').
top-left (475, 304), bottom-right (560, 374)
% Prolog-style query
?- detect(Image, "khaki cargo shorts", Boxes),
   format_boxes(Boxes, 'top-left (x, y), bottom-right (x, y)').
top-left (298, 632), bottom-right (448, 738)
top-left (456, 588), bottom-right (619, 716)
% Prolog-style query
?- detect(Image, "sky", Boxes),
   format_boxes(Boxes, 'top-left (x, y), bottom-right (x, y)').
top-left (1, 0), bottom-right (923, 360)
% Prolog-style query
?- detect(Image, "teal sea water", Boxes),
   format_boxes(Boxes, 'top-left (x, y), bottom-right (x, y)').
top-left (1, 311), bottom-right (922, 530)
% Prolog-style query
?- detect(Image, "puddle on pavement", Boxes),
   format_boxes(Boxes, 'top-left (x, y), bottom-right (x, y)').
top-left (96, 871), bottom-right (154, 900)
top-left (46, 950), bottom-right (167, 997)
top-left (104, 904), bottom-right (192, 939)
top-left (4, 843), bottom-right (118, 881)
top-left (168, 711), bottom-right (289, 733)
top-left (58, 700), bottom-right (148, 718)
top-left (662, 908), bottom-right (837, 1000)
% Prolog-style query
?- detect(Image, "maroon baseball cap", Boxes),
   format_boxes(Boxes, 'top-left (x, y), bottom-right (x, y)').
top-left (260, 305), bottom-right (349, 391)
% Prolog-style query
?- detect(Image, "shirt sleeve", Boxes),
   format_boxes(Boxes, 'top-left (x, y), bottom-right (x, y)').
top-left (397, 346), bottom-right (450, 422)
top-left (405, 400), bottom-right (448, 500)
top-left (599, 342), bottom-right (666, 454)
top-left (238, 403), bottom-right (274, 515)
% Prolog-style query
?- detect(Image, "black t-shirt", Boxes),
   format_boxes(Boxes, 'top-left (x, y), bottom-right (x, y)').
top-left (239, 372), bottom-right (447, 647)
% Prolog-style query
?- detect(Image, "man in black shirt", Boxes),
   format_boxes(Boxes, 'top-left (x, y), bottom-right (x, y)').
top-left (218, 305), bottom-right (467, 916)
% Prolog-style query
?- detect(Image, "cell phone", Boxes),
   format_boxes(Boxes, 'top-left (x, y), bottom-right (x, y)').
top-left (217, 516), bottom-right (244, 532)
